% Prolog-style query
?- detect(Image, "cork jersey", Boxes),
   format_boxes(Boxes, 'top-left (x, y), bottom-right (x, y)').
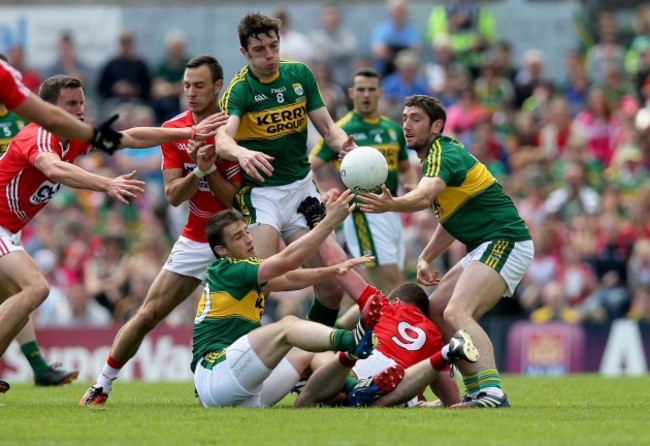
top-left (0, 60), bottom-right (31, 110)
top-left (422, 135), bottom-right (531, 251)
top-left (358, 285), bottom-right (444, 369)
top-left (0, 123), bottom-right (92, 233)
top-left (220, 61), bottom-right (326, 187)
top-left (0, 109), bottom-right (26, 156)
top-left (311, 111), bottom-right (408, 196)
top-left (161, 110), bottom-right (241, 242)
top-left (191, 256), bottom-right (266, 371)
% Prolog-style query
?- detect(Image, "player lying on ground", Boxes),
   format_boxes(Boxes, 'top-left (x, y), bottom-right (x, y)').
top-left (192, 191), bottom-right (382, 407)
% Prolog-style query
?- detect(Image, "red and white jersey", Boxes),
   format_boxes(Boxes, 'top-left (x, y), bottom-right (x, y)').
top-left (0, 123), bottom-right (92, 233)
top-left (0, 59), bottom-right (31, 110)
top-left (161, 110), bottom-right (241, 243)
top-left (358, 285), bottom-right (445, 369)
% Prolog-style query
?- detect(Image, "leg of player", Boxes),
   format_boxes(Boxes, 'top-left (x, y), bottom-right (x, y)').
top-left (15, 319), bottom-right (79, 386)
top-left (293, 351), bottom-right (357, 407)
top-left (80, 270), bottom-right (201, 405)
top-left (0, 251), bottom-right (50, 359)
top-left (365, 264), bottom-right (403, 297)
top-left (362, 330), bottom-right (479, 408)
top-left (429, 262), bottom-right (511, 408)
top-left (258, 348), bottom-right (316, 407)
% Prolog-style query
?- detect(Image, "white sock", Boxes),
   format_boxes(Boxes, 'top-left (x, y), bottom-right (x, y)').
top-left (441, 344), bottom-right (450, 361)
top-left (95, 364), bottom-right (120, 392)
top-left (482, 387), bottom-right (504, 398)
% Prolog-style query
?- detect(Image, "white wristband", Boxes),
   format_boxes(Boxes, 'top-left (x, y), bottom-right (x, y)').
top-left (192, 165), bottom-right (217, 179)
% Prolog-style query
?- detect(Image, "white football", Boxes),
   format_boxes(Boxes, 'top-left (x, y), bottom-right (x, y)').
top-left (339, 146), bottom-right (389, 194)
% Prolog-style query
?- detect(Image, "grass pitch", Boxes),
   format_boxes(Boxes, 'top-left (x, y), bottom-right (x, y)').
top-left (1, 375), bottom-right (649, 446)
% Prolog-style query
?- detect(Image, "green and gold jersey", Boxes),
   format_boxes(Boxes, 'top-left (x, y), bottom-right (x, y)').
top-left (191, 256), bottom-right (266, 371)
top-left (0, 108), bottom-right (26, 156)
top-left (220, 61), bottom-right (326, 187)
top-left (422, 135), bottom-right (531, 251)
top-left (310, 111), bottom-right (408, 195)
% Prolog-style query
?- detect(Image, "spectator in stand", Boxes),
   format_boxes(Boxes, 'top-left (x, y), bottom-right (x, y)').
top-left (425, 0), bottom-right (497, 78)
top-left (425, 38), bottom-right (460, 98)
top-left (444, 83), bottom-right (489, 147)
top-left (97, 31), bottom-right (152, 107)
top-left (544, 161), bottom-right (600, 224)
top-left (43, 32), bottom-right (91, 88)
top-left (371, 0), bottom-right (422, 78)
top-left (580, 214), bottom-right (632, 321)
top-left (538, 96), bottom-right (574, 163)
top-left (309, 2), bottom-right (359, 89)
top-left (310, 62), bottom-right (348, 121)
top-left (83, 234), bottom-right (130, 316)
top-left (274, 8), bottom-right (314, 64)
top-left (627, 238), bottom-right (650, 322)
top-left (562, 61), bottom-right (590, 117)
top-left (625, 3), bottom-right (650, 83)
top-left (151, 31), bottom-right (190, 123)
top-left (514, 49), bottom-right (545, 108)
top-left (585, 17), bottom-right (626, 88)
top-left (492, 40), bottom-right (517, 83)
top-left (514, 166), bottom-right (549, 232)
top-left (606, 145), bottom-right (650, 199)
top-left (8, 45), bottom-right (41, 93)
top-left (474, 55), bottom-right (515, 115)
top-left (572, 87), bottom-right (620, 168)
top-left (379, 49), bottom-right (429, 121)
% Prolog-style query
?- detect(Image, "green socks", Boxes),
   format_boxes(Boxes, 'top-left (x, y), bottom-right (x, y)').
top-left (21, 341), bottom-right (50, 378)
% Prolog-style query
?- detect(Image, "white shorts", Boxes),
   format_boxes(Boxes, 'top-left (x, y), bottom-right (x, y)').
top-left (343, 211), bottom-right (404, 269)
top-left (234, 172), bottom-right (319, 238)
top-left (0, 225), bottom-right (23, 258)
top-left (459, 239), bottom-right (534, 297)
top-left (352, 350), bottom-right (416, 407)
top-left (162, 235), bottom-right (214, 282)
top-left (194, 335), bottom-right (299, 408)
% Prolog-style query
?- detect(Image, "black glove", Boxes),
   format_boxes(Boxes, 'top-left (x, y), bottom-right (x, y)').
top-left (91, 114), bottom-right (123, 155)
top-left (297, 196), bottom-right (326, 229)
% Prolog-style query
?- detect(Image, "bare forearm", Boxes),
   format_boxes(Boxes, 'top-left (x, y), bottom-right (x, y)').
top-left (205, 173), bottom-right (236, 207)
top-left (278, 217), bottom-right (338, 270)
top-left (44, 161), bottom-right (108, 192)
top-left (165, 174), bottom-right (200, 206)
top-left (391, 189), bottom-right (433, 212)
top-left (122, 127), bottom-right (190, 148)
top-left (274, 266), bottom-right (340, 291)
top-left (419, 224), bottom-right (455, 263)
top-left (322, 125), bottom-right (349, 153)
top-left (14, 95), bottom-right (94, 142)
top-left (215, 126), bottom-right (242, 161)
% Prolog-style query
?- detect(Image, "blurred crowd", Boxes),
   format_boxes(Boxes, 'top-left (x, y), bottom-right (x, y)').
top-left (4, 0), bottom-right (650, 327)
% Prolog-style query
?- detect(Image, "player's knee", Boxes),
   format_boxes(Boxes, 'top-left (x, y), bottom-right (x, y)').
top-left (25, 279), bottom-right (50, 308)
top-left (133, 306), bottom-right (164, 332)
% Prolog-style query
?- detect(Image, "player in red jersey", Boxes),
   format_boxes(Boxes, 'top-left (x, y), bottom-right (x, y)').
top-left (81, 55), bottom-right (242, 406)
top-left (0, 74), bottom-right (225, 396)
top-left (0, 58), bottom-right (121, 152)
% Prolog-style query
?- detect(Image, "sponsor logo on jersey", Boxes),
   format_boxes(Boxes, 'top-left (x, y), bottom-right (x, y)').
top-left (388, 129), bottom-right (397, 141)
top-left (292, 83), bottom-right (303, 96)
top-left (240, 104), bottom-right (308, 137)
top-left (30, 181), bottom-right (61, 205)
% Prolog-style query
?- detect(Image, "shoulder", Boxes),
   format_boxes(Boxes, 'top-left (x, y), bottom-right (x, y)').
top-left (162, 110), bottom-right (191, 128)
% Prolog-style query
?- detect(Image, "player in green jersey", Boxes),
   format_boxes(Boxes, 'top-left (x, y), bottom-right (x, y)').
top-left (192, 190), bottom-right (381, 407)
top-left (216, 12), bottom-right (356, 326)
top-left (356, 95), bottom-right (534, 408)
top-left (310, 67), bottom-right (418, 295)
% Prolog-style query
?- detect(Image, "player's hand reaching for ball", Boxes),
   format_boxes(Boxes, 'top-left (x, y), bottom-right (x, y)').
top-left (323, 189), bottom-right (355, 225)
top-left (356, 184), bottom-right (395, 213)
top-left (104, 170), bottom-right (145, 204)
top-left (337, 135), bottom-right (357, 161)
top-left (335, 254), bottom-right (375, 275)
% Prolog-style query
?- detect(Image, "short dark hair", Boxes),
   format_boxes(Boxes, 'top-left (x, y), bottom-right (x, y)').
top-left (205, 209), bottom-right (245, 256)
top-left (186, 54), bottom-right (224, 84)
top-left (0, 53), bottom-right (7, 62)
top-left (38, 75), bottom-right (82, 104)
top-left (387, 283), bottom-right (429, 315)
top-left (404, 95), bottom-right (446, 131)
top-left (238, 12), bottom-right (281, 49)
top-left (351, 67), bottom-right (381, 85)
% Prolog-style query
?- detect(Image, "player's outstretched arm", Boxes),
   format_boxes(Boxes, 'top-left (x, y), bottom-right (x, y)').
top-left (357, 177), bottom-right (444, 213)
top-left (264, 255), bottom-right (373, 292)
top-left (34, 152), bottom-right (144, 204)
top-left (14, 94), bottom-right (95, 142)
top-left (257, 191), bottom-right (355, 284)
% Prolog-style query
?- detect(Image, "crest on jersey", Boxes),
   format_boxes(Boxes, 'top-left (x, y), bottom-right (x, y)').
top-left (292, 83), bottom-right (303, 96)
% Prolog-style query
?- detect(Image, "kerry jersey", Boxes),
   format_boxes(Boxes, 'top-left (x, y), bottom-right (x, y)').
top-left (191, 256), bottom-right (266, 371)
top-left (422, 135), bottom-right (531, 251)
top-left (358, 285), bottom-right (444, 368)
top-left (0, 109), bottom-right (27, 156)
top-left (220, 61), bottom-right (325, 187)
top-left (161, 110), bottom-right (241, 243)
top-left (0, 123), bottom-right (92, 233)
top-left (311, 111), bottom-right (408, 195)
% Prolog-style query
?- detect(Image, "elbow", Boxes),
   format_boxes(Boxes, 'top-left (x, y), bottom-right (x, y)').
top-left (165, 191), bottom-right (183, 207)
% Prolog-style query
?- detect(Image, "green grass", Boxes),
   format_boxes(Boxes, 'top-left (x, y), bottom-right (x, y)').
top-left (1, 375), bottom-right (649, 446)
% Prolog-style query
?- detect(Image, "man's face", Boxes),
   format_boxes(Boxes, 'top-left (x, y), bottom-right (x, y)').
top-left (57, 87), bottom-right (85, 121)
top-left (184, 65), bottom-right (221, 116)
top-left (402, 106), bottom-right (438, 150)
top-left (350, 76), bottom-right (381, 118)
top-left (220, 220), bottom-right (256, 259)
top-left (241, 31), bottom-right (280, 78)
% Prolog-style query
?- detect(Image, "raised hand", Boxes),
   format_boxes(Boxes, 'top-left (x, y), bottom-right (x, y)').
top-left (194, 112), bottom-right (229, 141)
top-left (323, 189), bottom-right (355, 224)
top-left (356, 184), bottom-right (394, 213)
top-left (91, 114), bottom-right (123, 155)
top-left (196, 144), bottom-right (217, 172)
top-left (105, 170), bottom-right (145, 204)
top-left (335, 254), bottom-right (375, 275)
top-left (337, 135), bottom-right (357, 161)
